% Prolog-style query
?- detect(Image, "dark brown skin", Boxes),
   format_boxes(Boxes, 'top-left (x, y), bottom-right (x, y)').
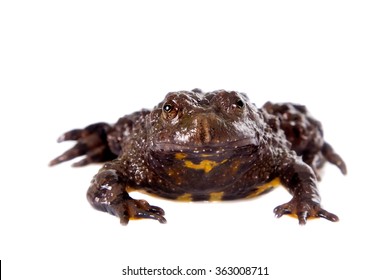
top-left (50, 89), bottom-right (347, 225)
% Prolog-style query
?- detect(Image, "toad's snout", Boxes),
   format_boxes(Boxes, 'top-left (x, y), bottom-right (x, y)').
top-left (195, 116), bottom-right (212, 144)
top-left (191, 113), bottom-right (226, 145)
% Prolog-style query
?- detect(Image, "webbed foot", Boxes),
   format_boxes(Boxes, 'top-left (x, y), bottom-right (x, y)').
top-left (274, 198), bottom-right (339, 225)
top-left (49, 122), bottom-right (116, 166)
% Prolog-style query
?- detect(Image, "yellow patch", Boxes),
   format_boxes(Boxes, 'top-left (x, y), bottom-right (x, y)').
top-left (246, 178), bottom-right (281, 198)
top-left (175, 153), bottom-right (187, 160)
top-left (200, 154), bottom-right (214, 158)
top-left (183, 159), bottom-right (227, 173)
top-left (177, 193), bottom-right (192, 201)
top-left (209, 191), bottom-right (224, 201)
top-left (175, 152), bottom-right (227, 173)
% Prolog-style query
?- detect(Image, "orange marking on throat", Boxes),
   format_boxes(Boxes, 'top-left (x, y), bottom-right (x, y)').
top-left (175, 152), bottom-right (227, 173)
top-left (175, 153), bottom-right (187, 160)
top-left (184, 159), bottom-right (227, 173)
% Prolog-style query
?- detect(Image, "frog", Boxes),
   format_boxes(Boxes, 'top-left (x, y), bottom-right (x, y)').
top-left (50, 89), bottom-right (347, 225)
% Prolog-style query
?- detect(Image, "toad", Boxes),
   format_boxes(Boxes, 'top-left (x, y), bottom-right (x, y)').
top-left (50, 89), bottom-right (346, 225)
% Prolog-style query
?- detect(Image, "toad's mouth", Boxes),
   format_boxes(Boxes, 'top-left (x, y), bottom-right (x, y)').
top-left (152, 137), bottom-right (259, 155)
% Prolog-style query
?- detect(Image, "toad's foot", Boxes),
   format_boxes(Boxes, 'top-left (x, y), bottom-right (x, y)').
top-left (322, 142), bottom-right (347, 175)
top-left (49, 122), bottom-right (116, 167)
top-left (273, 198), bottom-right (339, 225)
top-left (109, 197), bottom-right (167, 225)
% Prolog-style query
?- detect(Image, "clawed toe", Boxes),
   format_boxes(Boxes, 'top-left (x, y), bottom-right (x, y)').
top-left (113, 199), bottom-right (167, 225)
top-left (273, 203), bottom-right (292, 218)
top-left (316, 209), bottom-right (339, 222)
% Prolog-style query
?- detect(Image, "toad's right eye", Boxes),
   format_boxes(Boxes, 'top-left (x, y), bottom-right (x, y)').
top-left (163, 104), bottom-right (173, 113)
top-left (162, 102), bottom-right (178, 120)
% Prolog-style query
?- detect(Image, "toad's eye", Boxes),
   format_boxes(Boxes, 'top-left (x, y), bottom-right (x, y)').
top-left (235, 99), bottom-right (245, 108)
top-left (163, 104), bottom-right (173, 113)
top-left (162, 102), bottom-right (178, 120)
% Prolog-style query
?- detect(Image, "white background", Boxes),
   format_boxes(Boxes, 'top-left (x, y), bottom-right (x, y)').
top-left (1, 1), bottom-right (389, 279)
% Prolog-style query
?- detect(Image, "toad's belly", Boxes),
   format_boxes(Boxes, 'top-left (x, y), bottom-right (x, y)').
top-left (134, 175), bottom-right (281, 202)
top-left (142, 149), bottom-right (279, 200)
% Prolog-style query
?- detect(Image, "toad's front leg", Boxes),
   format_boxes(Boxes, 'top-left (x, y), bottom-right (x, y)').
top-left (273, 160), bottom-right (338, 225)
top-left (87, 160), bottom-right (166, 225)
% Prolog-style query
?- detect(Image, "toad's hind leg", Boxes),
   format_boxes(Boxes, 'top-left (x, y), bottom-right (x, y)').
top-left (87, 161), bottom-right (166, 225)
top-left (263, 102), bottom-right (347, 178)
top-left (322, 142), bottom-right (347, 175)
top-left (49, 122), bottom-right (117, 167)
